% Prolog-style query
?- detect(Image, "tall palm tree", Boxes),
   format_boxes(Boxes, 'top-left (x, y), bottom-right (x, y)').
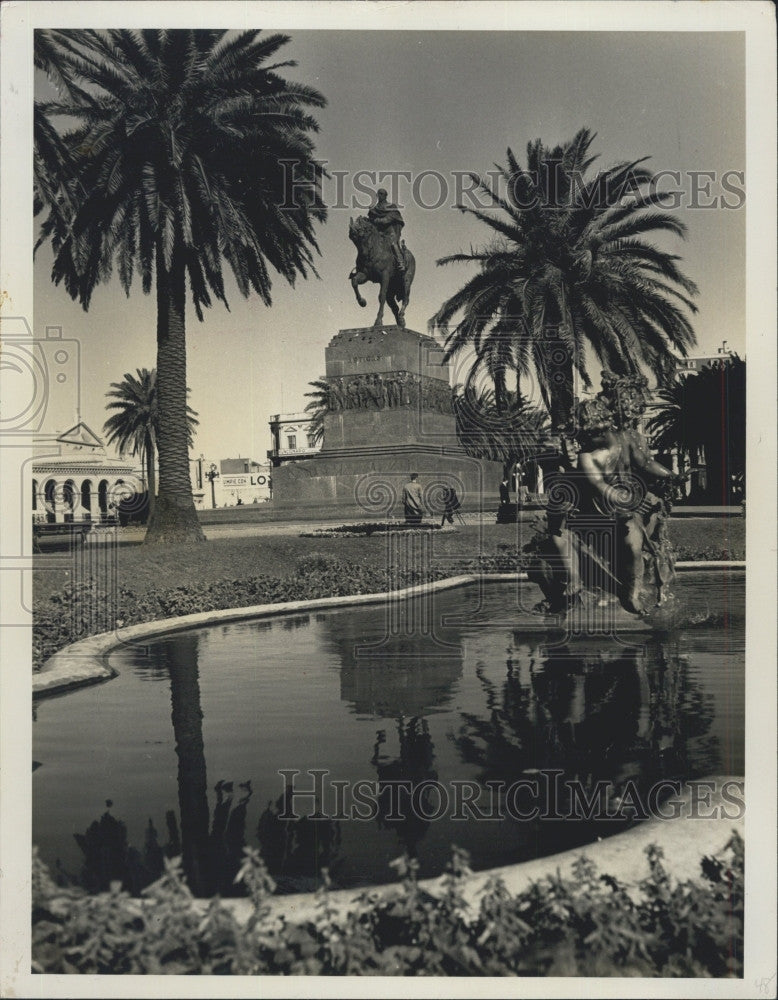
top-left (103, 367), bottom-right (199, 520)
top-left (429, 128), bottom-right (698, 429)
top-left (35, 29), bottom-right (327, 543)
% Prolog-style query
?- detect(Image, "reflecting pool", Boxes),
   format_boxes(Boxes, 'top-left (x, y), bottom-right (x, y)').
top-left (33, 573), bottom-right (744, 896)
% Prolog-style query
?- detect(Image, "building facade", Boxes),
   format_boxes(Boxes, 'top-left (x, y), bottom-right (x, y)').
top-left (674, 341), bottom-right (733, 374)
top-left (267, 412), bottom-right (322, 467)
top-left (190, 454), bottom-right (272, 507)
top-left (32, 423), bottom-right (140, 524)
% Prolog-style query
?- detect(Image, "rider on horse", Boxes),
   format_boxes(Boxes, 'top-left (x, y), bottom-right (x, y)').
top-left (368, 188), bottom-right (406, 273)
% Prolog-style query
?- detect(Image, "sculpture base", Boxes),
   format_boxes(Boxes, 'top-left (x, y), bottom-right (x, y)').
top-left (272, 324), bottom-right (503, 518)
top-left (270, 446), bottom-right (503, 519)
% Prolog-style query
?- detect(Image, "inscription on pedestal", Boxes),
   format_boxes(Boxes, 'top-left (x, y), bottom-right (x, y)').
top-left (326, 326), bottom-right (449, 381)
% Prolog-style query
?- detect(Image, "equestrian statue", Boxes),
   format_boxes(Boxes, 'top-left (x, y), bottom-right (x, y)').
top-left (349, 188), bottom-right (415, 328)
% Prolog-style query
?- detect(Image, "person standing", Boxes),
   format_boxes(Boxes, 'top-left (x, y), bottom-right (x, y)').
top-left (440, 484), bottom-right (461, 526)
top-left (497, 473), bottom-right (513, 524)
top-left (402, 472), bottom-right (425, 525)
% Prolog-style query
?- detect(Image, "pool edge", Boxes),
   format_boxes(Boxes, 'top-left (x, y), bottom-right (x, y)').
top-left (33, 563), bottom-right (745, 700)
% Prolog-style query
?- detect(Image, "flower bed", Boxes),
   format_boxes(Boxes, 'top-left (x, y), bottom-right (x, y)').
top-left (300, 521), bottom-right (444, 538)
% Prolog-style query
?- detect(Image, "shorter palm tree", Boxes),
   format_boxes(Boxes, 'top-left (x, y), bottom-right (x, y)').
top-left (304, 378), bottom-right (339, 445)
top-left (103, 368), bottom-right (198, 519)
top-left (646, 355), bottom-right (745, 502)
top-left (453, 384), bottom-right (551, 477)
top-left (645, 377), bottom-right (701, 478)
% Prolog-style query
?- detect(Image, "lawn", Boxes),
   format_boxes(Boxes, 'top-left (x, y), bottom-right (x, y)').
top-left (33, 517), bottom-right (744, 606)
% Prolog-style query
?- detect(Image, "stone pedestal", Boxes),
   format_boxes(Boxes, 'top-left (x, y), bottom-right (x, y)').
top-left (272, 326), bottom-right (502, 518)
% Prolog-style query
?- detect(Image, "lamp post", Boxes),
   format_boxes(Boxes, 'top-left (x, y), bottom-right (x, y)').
top-left (206, 463), bottom-right (219, 509)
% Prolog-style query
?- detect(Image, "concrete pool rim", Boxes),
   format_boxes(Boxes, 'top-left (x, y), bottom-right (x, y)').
top-left (34, 562), bottom-right (745, 700)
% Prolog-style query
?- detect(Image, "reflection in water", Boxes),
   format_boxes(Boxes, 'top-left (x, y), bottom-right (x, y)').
top-left (71, 784), bottom-right (254, 898)
top-left (451, 635), bottom-right (717, 810)
top-left (327, 611), bottom-right (463, 718)
top-left (325, 611), bottom-right (461, 858)
top-left (69, 637), bottom-right (254, 897)
top-left (34, 579), bottom-right (742, 896)
top-left (167, 635), bottom-right (212, 893)
top-left (371, 717), bottom-right (438, 857)
top-left (165, 637), bottom-right (256, 896)
top-left (72, 804), bottom-right (172, 895)
top-left (257, 790), bottom-right (343, 893)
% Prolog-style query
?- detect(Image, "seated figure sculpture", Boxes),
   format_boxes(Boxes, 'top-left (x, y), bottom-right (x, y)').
top-left (525, 373), bottom-right (683, 618)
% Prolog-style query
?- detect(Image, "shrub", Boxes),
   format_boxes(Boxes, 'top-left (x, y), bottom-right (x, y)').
top-left (31, 832), bottom-right (743, 976)
top-left (294, 552), bottom-right (343, 575)
top-left (301, 522), bottom-right (444, 538)
top-left (32, 560), bottom-right (456, 670)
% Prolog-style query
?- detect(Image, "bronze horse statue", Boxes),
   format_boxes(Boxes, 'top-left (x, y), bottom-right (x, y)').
top-left (349, 216), bottom-right (415, 328)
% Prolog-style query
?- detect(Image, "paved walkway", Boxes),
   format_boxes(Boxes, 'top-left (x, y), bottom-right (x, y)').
top-left (97, 505), bottom-right (742, 546)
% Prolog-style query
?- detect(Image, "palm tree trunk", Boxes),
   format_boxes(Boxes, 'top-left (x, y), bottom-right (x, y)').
top-left (145, 430), bottom-right (156, 522)
top-left (556, 292), bottom-right (577, 433)
top-left (166, 635), bottom-right (213, 896)
top-left (145, 243), bottom-right (205, 543)
top-left (539, 336), bottom-right (574, 433)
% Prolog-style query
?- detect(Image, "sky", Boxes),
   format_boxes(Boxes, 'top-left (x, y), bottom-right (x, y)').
top-left (33, 28), bottom-right (746, 464)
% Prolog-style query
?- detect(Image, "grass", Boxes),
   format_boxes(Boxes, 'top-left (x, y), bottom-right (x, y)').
top-left (33, 517), bottom-right (744, 606)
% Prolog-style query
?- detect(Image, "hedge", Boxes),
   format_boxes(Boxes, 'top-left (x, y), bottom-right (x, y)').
top-left (32, 831), bottom-right (743, 976)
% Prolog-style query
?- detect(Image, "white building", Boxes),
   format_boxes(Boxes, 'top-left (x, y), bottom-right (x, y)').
top-left (217, 459), bottom-right (272, 506)
top-left (32, 422), bottom-right (140, 524)
top-left (673, 340), bottom-right (734, 374)
top-left (268, 411), bottom-right (321, 466)
top-left (190, 455), bottom-right (272, 508)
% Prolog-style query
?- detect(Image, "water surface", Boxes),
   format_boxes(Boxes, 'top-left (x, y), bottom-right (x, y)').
top-left (33, 573), bottom-right (744, 896)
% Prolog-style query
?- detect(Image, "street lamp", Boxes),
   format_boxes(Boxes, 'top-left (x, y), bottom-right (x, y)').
top-left (206, 463), bottom-right (219, 508)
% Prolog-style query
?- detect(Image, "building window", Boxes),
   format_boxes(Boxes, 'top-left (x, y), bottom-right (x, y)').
top-left (307, 434), bottom-right (317, 449)
top-left (287, 435), bottom-right (297, 450)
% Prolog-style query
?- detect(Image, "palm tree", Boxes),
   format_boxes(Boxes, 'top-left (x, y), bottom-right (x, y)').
top-left (644, 376), bottom-right (701, 480)
top-left (646, 356), bottom-right (745, 502)
top-left (35, 29), bottom-right (327, 543)
top-left (303, 378), bottom-right (335, 445)
top-left (429, 128), bottom-right (698, 429)
top-left (103, 367), bottom-right (199, 521)
top-left (452, 383), bottom-right (550, 476)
